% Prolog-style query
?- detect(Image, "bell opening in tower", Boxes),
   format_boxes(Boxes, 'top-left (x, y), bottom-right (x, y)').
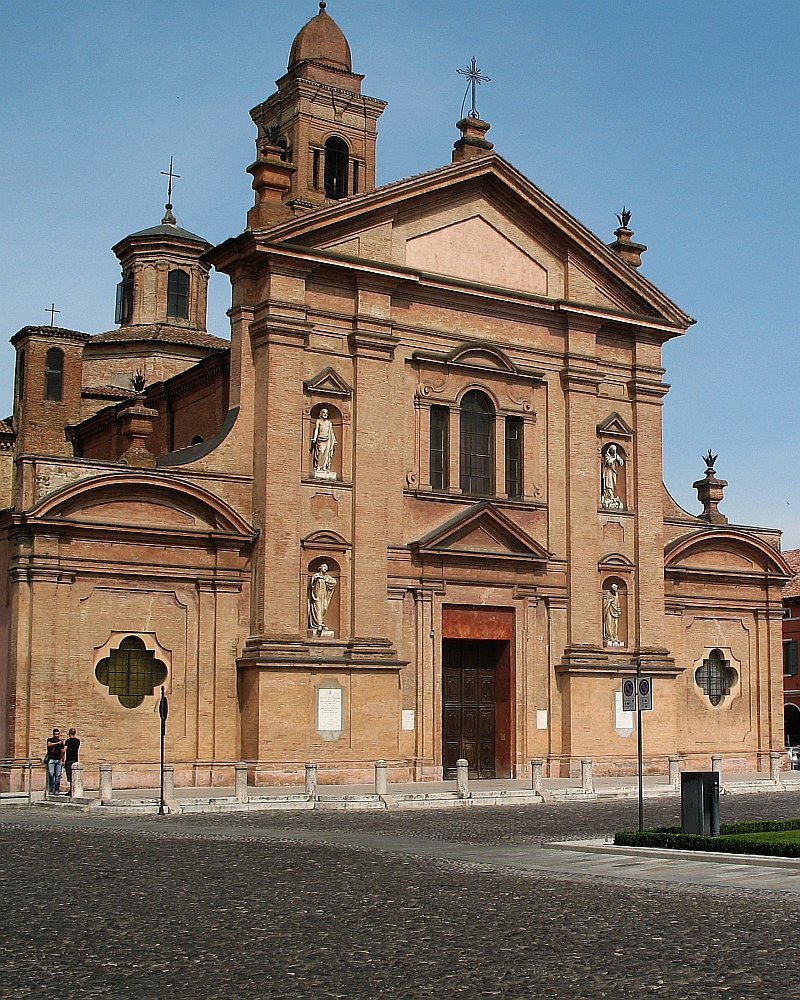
top-left (324, 136), bottom-right (349, 199)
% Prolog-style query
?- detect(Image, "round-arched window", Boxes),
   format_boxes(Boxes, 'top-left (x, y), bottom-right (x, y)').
top-left (460, 390), bottom-right (494, 496)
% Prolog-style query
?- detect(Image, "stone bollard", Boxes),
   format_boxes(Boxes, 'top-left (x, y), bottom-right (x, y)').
top-left (456, 758), bottom-right (470, 799)
top-left (668, 755), bottom-right (680, 790)
top-left (374, 760), bottom-right (388, 796)
top-left (711, 753), bottom-right (722, 777)
top-left (770, 750), bottom-right (782, 783)
top-left (98, 764), bottom-right (113, 803)
top-left (305, 762), bottom-right (318, 799)
top-left (70, 762), bottom-right (84, 799)
top-left (581, 758), bottom-right (594, 794)
top-left (234, 761), bottom-right (249, 804)
top-left (530, 758), bottom-right (544, 794)
top-left (162, 764), bottom-right (175, 805)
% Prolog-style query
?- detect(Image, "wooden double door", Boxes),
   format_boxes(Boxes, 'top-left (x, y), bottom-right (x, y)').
top-left (443, 638), bottom-right (510, 779)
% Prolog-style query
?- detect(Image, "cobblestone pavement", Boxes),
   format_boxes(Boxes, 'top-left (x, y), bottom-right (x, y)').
top-left (2, 793), bottom-right (800, 999)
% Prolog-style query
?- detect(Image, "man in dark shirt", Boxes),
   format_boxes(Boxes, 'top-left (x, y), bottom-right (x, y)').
top-left (64, 729), bottom-right (80, 795)
top-left (45, 729), bottom-right (64, 794)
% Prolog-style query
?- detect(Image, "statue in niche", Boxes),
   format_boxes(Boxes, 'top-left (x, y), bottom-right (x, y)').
top-left (601, 444), bottom-right (625, 510)
top-left (308, 563), bottom-right (337, 636)
top-left (603, 583), bottom-right (624, 647)
top-left (311, 408), bottom-right (337, 480)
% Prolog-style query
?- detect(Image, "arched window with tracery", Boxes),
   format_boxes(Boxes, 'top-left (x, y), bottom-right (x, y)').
top-left (460, 390), bottom-right (494, 496)
top-left (167, 269), bottom-right (189, 319)
top-left (44, 347), bottom-right (64, 401)
top-left (324, 136), bottom-right (349, 199)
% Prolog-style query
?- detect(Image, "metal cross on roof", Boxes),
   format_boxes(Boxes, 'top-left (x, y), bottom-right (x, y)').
top-left (45, 303), bottom-right (60, 326)
top-left (457, 57), bottom-right (491, 120)
top-left (160, 156), bottom-right (181, 211)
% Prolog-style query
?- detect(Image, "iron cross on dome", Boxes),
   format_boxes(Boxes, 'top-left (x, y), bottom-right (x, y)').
top-left (457, 57), bottom-right (491, 120)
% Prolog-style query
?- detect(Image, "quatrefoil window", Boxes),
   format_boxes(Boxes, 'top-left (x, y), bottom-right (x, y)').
top-left (695, 649), bottom-right (736, 707)
top-left (95, 635), bottom-right (167, 708)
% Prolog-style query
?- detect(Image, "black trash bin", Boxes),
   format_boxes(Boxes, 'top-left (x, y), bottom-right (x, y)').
top-left (681, 771), bottom-right (720, 837)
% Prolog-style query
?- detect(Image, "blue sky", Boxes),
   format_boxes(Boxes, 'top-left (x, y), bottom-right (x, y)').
top-left (1, 1), bottom-right (799, 542)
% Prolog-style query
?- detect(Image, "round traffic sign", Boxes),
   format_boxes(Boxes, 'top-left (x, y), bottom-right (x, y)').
top-left (622, 679), bottom-right (635, 698)
top-left (638, 678), bottom-right (651, 696)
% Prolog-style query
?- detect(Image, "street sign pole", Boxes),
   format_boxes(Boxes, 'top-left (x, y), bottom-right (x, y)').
top-left (636, 661), bottom-right (643, 833)
top-left (158, 686), bottom-right (168, 816)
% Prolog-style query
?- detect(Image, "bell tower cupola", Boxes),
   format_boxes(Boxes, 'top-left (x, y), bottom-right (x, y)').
top-left (247, 1), bottom-right (386, 224)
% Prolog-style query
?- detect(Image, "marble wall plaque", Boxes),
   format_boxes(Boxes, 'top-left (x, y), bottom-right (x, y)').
top-left (401, 710), bottom-right (415, 731)
top-left (536, 710), bottom-right (548, 730)
top-left (317, 687), bottom-right (343, 732)
top-left (614, 690), bottom-right (634, 737)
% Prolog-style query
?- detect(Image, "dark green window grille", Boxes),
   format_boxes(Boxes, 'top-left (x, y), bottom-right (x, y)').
top-left (95, 636), bottom-right (167, 709)
top-left (430, 406), bottom-right (449, 490)
top-left (695, 649), bottom-right (736, 706)
top-left (460, 390), bottom-right (494, 496)
top-left (784, 639), bottom-right (798, 677)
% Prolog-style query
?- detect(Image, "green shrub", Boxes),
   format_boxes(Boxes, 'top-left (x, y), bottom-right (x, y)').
top-left (614, 826), bottom-right (800, 857)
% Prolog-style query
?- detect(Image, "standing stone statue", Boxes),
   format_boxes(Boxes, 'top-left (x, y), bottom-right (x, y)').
top-left (311, 408), bottom-right (337, 479)
top-left (308, 563), bottom-right (337, 635)
top-left (601, 444), bottom-right (624, 509)
top-left (603, 583), bottom-right (623, 646)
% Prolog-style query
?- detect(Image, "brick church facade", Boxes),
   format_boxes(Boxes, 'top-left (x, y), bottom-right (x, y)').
top-left (0, 5), bottom-right (791, 787)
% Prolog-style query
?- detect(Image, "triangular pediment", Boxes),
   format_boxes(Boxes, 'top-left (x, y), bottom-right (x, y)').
top-left (248, 155), bottom-right (693, 330)
top-left (304, 366), bottom-right (352, 398)
top-left (405, 215), bottom-right (548, 296)
top-left (410, 501), bottom-right (550, 562)
top-left (597, 412), bottom-right (634, 438)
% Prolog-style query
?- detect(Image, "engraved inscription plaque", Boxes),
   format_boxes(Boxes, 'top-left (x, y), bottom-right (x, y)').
top-left (317, 687), bottom-right (343, 732)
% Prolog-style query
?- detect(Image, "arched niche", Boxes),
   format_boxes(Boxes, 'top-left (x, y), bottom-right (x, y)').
top-left (600, 442), bottom-right (627, 510)
top-left (308, 401), bottom-right (344, 481)
top-left (602, 576), bottom-right (628, 648)
top-left (306, 555), bottom-right (341, 637)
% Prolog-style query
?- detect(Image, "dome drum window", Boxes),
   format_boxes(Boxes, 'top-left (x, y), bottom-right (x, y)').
top-left (167, 269), bottom-right (190, 319)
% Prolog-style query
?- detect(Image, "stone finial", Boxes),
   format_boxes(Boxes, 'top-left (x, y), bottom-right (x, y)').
top-left (246, 145), bottom-right (296, 230)
top-left (119, 404), bottom-right (159, 469)
top-left (693, 451), bottom-right (728, 525)
top-left (452, 117), bottom-right (494, 163)
top-left (608, 209), bottom-right (647, 268)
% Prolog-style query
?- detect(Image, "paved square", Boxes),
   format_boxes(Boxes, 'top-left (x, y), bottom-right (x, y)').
top-left (2, 793), bottom-right (800, 998)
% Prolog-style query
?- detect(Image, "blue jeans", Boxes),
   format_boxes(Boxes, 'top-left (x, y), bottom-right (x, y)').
top-left (47, 759), bottom-right (62, 793)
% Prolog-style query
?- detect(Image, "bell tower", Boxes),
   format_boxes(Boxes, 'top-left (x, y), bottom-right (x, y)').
top-left (247, 1), bottom-right (386, 224)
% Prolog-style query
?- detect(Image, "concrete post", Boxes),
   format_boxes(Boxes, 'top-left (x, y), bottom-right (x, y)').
top-left (770, 751), bottom-right (782, 783)
top-left (581, 757), bottom-right (594, 794)
top-left (530, 758), bottom-right (544, 794)
top-left (235, 761), bottom-right (249, 803)
top-left (668, 755), bottom-right (680, 790)
top-left (456, 758), bottom-right (470, 799)
top-left (711, 753), bottom-right (722, 776)
top-left (70, 762), bottom-right (84, 799)
top-left (98, 764), bottom-right (113, 803)
top-left (374, 760), bottom-right (388, 796)
top-left (305, 762), bottom-right (318, 799)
